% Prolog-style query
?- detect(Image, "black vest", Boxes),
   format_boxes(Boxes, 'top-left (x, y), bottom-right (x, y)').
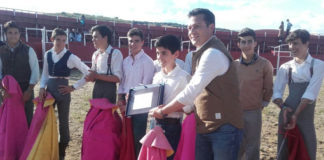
top-left (47, 50), bottom-right (72, 77)
top-left (0, 42), bottom-right (31, 91)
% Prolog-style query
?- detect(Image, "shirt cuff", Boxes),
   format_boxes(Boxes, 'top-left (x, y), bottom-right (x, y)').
top-left (72, 84), bottom-right (79, 90)
top-left (183, 105), bottom-right (194, 113)
top-left (302, 92), bottom-right (316, 101)
top-left (272, 93), bottom-right (283, 100)
top-left (40, 84), bottom-right (46, 89)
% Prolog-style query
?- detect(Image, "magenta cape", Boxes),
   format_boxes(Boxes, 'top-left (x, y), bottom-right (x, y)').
top-left (287, 126), bottom-right (310, 160)
top-left (19, 93), bottom-right (58, 160)
top-left (0, 75), bottom-right (28, 160)
top-left (119, 115), bottom-right (136, 160)
top-left (82, 98), bottom-right (122, 160)
top-left (174, 113), bottom-right (196, 160)
top-left (138, 126), bottom-right (173, 160)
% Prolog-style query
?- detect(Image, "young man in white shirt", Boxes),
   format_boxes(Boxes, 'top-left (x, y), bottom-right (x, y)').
top-left (151, 35), bottom-right (193, 160)
top-left (39, 28), bottom-right (89, 160)
top-left (117, 28), bottom-right (155, 158)
top-left (86, 25), bottom-right (123, 104)
top-left (150, 8), bottom-right (243, 160)
top-left (0, 21), bottom-right (40, 126)
top-left (273, 29), bottom-right (324, 160)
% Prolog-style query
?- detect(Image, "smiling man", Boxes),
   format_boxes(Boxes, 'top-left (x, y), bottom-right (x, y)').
top-left (149, 8), bottom-right (243, 160)
top-left (0, 21), bottom-right (39, 126)
top-left (39, 28), bottom-right (90, 160)
top-left (273, 29), bottom-right (324, 160)
top-left (235, 28), bottom-right (273, 160)
top-left (117, 28), bottom-right (155, 158)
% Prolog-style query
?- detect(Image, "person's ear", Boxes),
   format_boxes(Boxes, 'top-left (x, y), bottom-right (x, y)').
top-left (208, 23), bottom-right (215, 34)
top-left (174, 50), bottom-right (179, 58)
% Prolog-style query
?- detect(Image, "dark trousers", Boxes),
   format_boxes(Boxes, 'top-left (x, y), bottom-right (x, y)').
top-left (132, 113), bottom-right (148, 158)
top-left (92, 80), bottom-right (116, 103)
top-left (20, 82), bottom-right (35, 127)
top-left (151, 118), bottom-right (181, 160)
top-left (24, 92), bottom-right (34, 127)
top-left (47, 78), bottom-right (71, 145)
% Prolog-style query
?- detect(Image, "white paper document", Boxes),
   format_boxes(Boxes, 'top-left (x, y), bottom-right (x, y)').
top-left (132, 92), bottom-right (153, 110)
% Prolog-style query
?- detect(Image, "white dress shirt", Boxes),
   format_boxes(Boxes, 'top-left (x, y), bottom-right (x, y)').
top-left (174, 37), bottom-right (230, 106)
top-left (273, 54), bottom-right (324, 101)
top-left (184, 51), bottom-right (193, 75)
top-left (40, 47), bottom-right (90, 89)
top-left (91, 45), bottom-right (123, 80)
top-left (153, 65), bottom-right (194, 118)
top-left (153, 58), bottom-right (185, 73)
top-left (0, 45), bottom-right (40, 85)
top-left (118, 49), bottom-right (155, 94)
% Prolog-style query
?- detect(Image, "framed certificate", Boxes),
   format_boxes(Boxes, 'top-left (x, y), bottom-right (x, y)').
top-left (125, 84), bottom-right (164, 116)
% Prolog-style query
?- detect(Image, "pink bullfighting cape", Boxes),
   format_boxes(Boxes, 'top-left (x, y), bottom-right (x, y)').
top-left (20, 93), bottom-right (59, 160)
top-left (174, 113), bottom-right (196, 160)
top-left (82, 98), bottom-right (122, 160)
top-left (119, 115), bottom-right (136, 160)
top-left (0, 75), bottom-right (28, 160)
top-left (138, 126), bottom-right (174, 160)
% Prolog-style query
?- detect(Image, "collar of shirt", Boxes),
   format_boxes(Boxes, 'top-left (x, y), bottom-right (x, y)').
top-left (195, 36), bottom-right (215, 51)
top-left (240, 53), bottom-right (259, 66)
top-left (129, 49), bottom-right (145, 61)
top-left (96, 45), bottom-right (113, 55)
top-left (293, 53), bottom-right (312, 65)
top-left (51, 47), bottom-right (67, 56)
top-left (6, 41), bottom-right (21, 52)
top-left (161, 65), bottom-right (181, 78)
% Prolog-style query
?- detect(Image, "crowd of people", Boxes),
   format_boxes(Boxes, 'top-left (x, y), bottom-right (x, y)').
top-left (0, 7), bottom-right (323, 160)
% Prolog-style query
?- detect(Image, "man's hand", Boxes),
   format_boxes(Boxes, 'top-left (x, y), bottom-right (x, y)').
top-left (273, 98), bottom-right (283, 108)
top-left (117, 99), bottom-right (126, 114)
top-left (58, 85), bottom-right (74, 95)
top-left (23, 88), bottom-right (33, 102)
top-left (39, 88), bottom-right (46, 102)
top-left (1, 89), bottom-right (10, 100)
top-left (149, 105), bottom-right (164, 119)
top-left (283, 107), bottom-right (296, 130)
top-left (85, 70), bottom-right (98, 82)
top-left (285, 114), bottom-right (297, 130)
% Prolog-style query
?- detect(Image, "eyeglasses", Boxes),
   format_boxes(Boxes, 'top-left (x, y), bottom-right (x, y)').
top-left (239, 39), bottom-right (254, 45)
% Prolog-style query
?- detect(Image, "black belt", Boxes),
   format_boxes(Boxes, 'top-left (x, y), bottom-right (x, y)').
top-left (156, 118), bottom-right (180, 124)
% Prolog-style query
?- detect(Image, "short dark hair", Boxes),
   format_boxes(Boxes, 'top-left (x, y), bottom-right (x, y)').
top-left (4, 21), bottom-right (20, 33)
top-left (127, 28), bottom-right (144, 41)
top-left (286, 29), bottom-right (310, 44)
top-left (238, 28), bottom-right (256, 40)
top-left (188, 8), bottom-right (215, 26)
top-left (155, 35), bottom-right (180, 54)
top-left (51, 28), bottom-right (67, 39)
top-left (91, 25), bottom-right (112, 44)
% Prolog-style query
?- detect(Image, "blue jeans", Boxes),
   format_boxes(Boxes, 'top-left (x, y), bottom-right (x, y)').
top-left (195, 124), bottom-right (243, 160)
